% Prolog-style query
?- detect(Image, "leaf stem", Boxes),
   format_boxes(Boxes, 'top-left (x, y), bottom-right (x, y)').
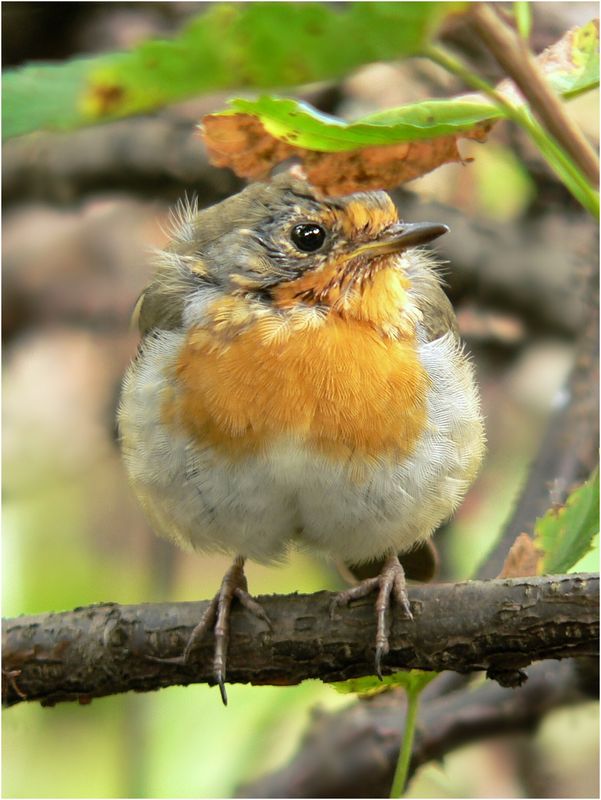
top-left (470, 2), bottom-right (599, 186)
top-left (425, 44), bottom-right (600, 217)
top-left (520, 112), bottom-right (600, 216)
top-left (513, 2), bottom-right (532, 41)
top-left (389, 687), bottom-right (421, 798)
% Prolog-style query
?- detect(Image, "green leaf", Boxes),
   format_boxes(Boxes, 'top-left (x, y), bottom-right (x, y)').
top-left (569, 533), bottom-right (599, 573)
top-left (2, 2), bottom-right (465, 140)
top-left (331, 669), bottom-right (439, 797)
top-left (544, 20), bottom-right (600, 100)
top-left (331, 669), bottom-right (438, 697)
top-left (534, 469), bottom-right (600, 574)
top-left (2, 56), bottom-right (109, 141)
top-left (213, 15), bottom-right (599, 155)
top-left (226, 95), bottom-right (500, 152)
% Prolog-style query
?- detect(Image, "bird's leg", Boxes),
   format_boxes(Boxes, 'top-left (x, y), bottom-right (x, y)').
top-left (330, 552), bottom-right (413, 679)
top-left (150, 556), bottom-right (271, 705)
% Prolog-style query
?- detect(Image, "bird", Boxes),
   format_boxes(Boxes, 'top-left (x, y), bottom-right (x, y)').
top-left (118, 172), bottom-right (485, 704)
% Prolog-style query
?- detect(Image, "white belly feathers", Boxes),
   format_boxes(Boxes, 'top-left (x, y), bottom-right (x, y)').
top-left (118, 328), bottom-right (484, 565)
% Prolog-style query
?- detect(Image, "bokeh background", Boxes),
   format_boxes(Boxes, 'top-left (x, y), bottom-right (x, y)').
top-left (3, 2), bottom-right (599, 797)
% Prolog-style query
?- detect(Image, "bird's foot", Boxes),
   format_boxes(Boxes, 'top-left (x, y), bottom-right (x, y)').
top-left (149, 556), bottom-right (271, 705)
top-left (330, 553), bottom-right (413, 679)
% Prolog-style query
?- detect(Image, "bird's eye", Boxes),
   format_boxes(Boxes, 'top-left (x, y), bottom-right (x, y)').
top-left (290, 224), bottom-right (326, 253)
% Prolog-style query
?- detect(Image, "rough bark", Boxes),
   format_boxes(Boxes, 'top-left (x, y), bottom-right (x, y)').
top-left (3, 574), bottom-right (598, 708)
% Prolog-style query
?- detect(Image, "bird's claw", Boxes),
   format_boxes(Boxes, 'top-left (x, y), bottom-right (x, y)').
top-left (155, 557), bottom-right (271, 706)
top-left (216, 672), bottom-right (228, 706)
top-left (145, 654), bottom-right (188, 667)
top-left (333, 554), bottom-right (411, 678)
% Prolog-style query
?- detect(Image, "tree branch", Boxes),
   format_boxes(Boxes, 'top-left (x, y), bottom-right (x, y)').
top-left (393, 192), bottom-right (594, 337)
top-left (2, 574), bottom-right (598, 708)
top-left (476, 183), bottom-right (599, 579)
top-left (236, 659), bottom-right (595, 798)
top-left (2, 115), bottom-right (242, 207)
top-left (470, 4), bottom-right (600, 186)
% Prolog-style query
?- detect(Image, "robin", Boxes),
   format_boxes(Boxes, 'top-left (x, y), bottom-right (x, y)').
top-left (118, 172), bottom-right (485, 703)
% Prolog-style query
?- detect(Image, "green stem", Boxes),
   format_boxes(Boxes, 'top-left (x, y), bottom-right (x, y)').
top-left (424, 44), bottom-right (517, 115)
top-left (521, 112), bottom-right (600, 216)
top-left (389, 687), bottom-right (421, 798)
top-left (513, 2), bottom-right (532, 41)
top-left (425, 44), bottom-right (599, 217)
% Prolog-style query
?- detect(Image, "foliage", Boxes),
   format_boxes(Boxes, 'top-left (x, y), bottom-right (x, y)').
top-left (3, 3), bottom-right (598, 212)
top-left (547, 20), bottom-right (600, 99)
top-left (3, 2), bottom-right (464, 140)
top-left (216, 95), bottom-right (500, 150)
top-left (201, 19), bottom-right (599, 207)
top-left (331, 670), bottom-right (439, 797)
top-left (331, 668), bottom-right (438, 697)
top-left (206, 22), bottom-right (598, 152)
top-left (534, 469), bottom-right (600, 574)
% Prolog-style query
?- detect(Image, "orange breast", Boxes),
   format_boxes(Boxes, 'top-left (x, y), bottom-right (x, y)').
top-left (164, 296), bottom-right (430, 466)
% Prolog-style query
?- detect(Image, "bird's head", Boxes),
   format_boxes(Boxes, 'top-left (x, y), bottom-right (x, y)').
top-left (139, 174), bottom-right (448, 335)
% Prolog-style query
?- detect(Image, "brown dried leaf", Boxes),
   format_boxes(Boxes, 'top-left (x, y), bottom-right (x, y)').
top-left (301, 134), bottom-right (475, 195)
top-left (497, 533), bottom-right (543, 579)
top-left (202, 113), bottom-right (491, 195)
top-left (201, 114), bottom-right (297, 180)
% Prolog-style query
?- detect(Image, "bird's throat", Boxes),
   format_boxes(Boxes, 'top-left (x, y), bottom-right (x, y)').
top-left (272, 259), bottom-right (420, 337)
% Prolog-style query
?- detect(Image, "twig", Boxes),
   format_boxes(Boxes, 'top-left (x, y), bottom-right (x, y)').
top-left (2, 574), bottom-right (598, 708)
top-left (470, 3), bottom-right (599, 186)
top-left (426, 42), bottom-right (598, 216)
top-left (476, 168), bottom-right (599, 579)
top-left (393, 192), bottom-right (594, 337)
top-left (2, 116), bottom-right (242, 206)
top-left (236, 659), bottom-right (591, 798)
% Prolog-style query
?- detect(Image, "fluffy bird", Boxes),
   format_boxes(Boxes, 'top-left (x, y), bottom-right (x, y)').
top-left (118, 173), bottom-right (485, 703)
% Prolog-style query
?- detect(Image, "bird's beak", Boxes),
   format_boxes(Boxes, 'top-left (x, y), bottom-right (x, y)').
top-left (351, 222), bottom-right (449, 258)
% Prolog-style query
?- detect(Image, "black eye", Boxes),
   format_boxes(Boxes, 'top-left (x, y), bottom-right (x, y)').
top-left (291, 224), bottom-right (326, 252)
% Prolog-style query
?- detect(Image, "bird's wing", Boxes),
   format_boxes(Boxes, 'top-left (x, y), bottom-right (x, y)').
top-left (409, 265), bottom-right (460, 342)
top-left (131, 283), bottom-right (188, 337)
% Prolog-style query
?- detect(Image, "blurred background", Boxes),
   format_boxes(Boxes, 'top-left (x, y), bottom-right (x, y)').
top-left (2, 2), bottom-right (598, 797)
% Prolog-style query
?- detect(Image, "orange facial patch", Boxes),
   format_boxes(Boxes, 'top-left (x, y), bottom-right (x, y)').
top-left (338, 195), bottom-right (398, 239)
top-left (273, 257), bottom-right (416, 337)
top-left (163, 295), bottom-right (429, 470)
